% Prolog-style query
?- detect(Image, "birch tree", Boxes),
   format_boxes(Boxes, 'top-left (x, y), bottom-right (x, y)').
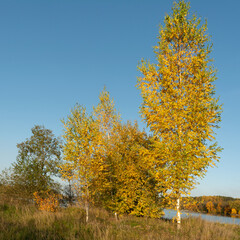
top-left (137, 0), bottom-right (222, 227)
top-left (62, 105), bottom-right (99, 222)
top-left (92, 87), bottom-right (120, 218)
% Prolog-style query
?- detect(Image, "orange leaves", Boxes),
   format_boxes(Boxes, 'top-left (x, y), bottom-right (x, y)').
top-left (231, 208), bottom-right (237, 215)
top-left (33, 191), bottom-right (61, 212)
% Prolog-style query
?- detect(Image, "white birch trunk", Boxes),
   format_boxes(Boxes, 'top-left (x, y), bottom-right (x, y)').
top-left (176, 197), bottom-right (181, 229)
top-left (85, 183), bottom-right (89, 223)
top-left (85, 200), bottom-right (89, 223)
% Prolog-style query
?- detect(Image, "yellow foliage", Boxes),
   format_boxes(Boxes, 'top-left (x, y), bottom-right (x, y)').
top-left (216, 202), bottom-right (222, 214)
top-left (61, 88), bottom-right (163, 218)
top-left (112, 122), bottom-right (162, 218)
top-left (90, 87), bottom-right (121, 207)
top-left (206, 201), bottom-right (215, 213)
top-left (137, 0), bottom-right (222, 211)
top-left (61, 104), bottom-right (99, 205)
top-left (231, 208), bottom-right (237, 215)
top-left (61, 89), bottom-right (121, 216)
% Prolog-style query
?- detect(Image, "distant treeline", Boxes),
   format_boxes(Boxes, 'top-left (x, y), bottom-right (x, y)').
top-left (182, 196), bottom-right (240, 217)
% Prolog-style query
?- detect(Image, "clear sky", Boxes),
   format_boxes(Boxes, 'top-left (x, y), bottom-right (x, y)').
top-left (0, 0), bottom-right (239, 198)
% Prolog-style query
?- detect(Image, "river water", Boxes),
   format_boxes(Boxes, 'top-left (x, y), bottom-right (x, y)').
top-left (163, 209), bottom-right (240, 225)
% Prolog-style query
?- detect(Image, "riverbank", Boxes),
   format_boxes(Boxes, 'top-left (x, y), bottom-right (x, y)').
top-left (1, 202), bottom-right (239, 240)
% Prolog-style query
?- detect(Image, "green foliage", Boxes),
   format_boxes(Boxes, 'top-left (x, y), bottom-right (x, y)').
top-left (1, 125), bottom-right (62, 199)
top-left (229, 200), bottom-right (240, 212)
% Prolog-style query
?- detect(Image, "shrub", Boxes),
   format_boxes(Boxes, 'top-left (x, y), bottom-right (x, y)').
top-left (33, 191), bottom-right (61, 212)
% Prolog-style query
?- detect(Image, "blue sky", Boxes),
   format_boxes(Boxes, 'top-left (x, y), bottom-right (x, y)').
top-left (0, 0), bottom-right (239, 198)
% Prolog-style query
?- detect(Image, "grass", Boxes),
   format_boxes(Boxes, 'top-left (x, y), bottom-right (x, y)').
top-left (0, 202), bottom-right (239, 240)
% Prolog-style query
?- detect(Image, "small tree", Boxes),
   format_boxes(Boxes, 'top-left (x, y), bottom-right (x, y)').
top-left (206, 201), bottom-right (215, 213)
top-left (137, 0), bottom-right (222, 227)
top-left (92, 88), bottom-right (120, 217)
top-left (216, 202), bottom-right (222, 214)
top-left (10, 125), bottom-right (62, 199)
top-left (0, 168), bottom-right (16, 201)
top-left (229, 200), bottom-right (240, 211)
top-left (113, 121), bottom-right (162, 218)
top-left (61, 105), bottom-right (99, 222)
top-left (92, 89), bottom-right (162, 218)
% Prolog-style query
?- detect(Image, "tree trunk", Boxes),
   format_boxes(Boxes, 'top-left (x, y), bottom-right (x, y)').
top-left (114, 212), bottom-right (118, 221)
top-left (85, 183), bottom-right (89, 223)
top-left (176, 197), bottom-right (181, 229)
top-left (85, 200), bottom-right (89, 223)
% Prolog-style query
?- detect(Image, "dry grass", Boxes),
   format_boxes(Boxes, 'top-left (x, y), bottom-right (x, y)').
top-left (0, 202), bottom-right (239, 240)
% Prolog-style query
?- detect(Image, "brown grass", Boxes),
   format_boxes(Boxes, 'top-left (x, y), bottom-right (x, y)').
top-left (0, 202), bottom-right (239, 240)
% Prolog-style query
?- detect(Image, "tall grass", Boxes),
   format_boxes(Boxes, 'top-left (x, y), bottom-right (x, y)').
top-left (0, 202), bottom-right (239, 240)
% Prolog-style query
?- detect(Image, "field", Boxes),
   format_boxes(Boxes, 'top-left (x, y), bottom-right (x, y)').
top-left (1, 202), bottom-right (240, 240)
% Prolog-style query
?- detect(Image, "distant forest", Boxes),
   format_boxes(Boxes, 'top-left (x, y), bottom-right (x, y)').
top-left (182, 196), bottom-right (240, 217)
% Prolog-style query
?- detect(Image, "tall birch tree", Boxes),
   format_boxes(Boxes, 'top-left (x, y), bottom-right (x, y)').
top-left (92, 87), bottom-right (120, 217)
top-left (137, 0), bottom-right (222, 227)
top-left (62, 105), bottom-right (98, 222)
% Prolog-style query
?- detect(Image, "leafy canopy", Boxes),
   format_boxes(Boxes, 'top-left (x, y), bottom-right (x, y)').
top-left (7, 125), bottom-right (62, 198)
top-left (137, 0), bottom-right (222, 200)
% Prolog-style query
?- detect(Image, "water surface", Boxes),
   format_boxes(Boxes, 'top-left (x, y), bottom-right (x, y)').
top-left (163, 209), bottom-right (240, 225)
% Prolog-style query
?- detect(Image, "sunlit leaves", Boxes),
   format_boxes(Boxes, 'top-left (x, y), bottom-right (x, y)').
top-left (33, 190), bottom-right (61, 212)
top-left (137, 0), bottom-right (222, 203)
top-left (61, 88), bottom-right (162, 218)
top-left (112, 121), bottom-right (162, 217)
top-left (61, 105), bottom-right (98, 204)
